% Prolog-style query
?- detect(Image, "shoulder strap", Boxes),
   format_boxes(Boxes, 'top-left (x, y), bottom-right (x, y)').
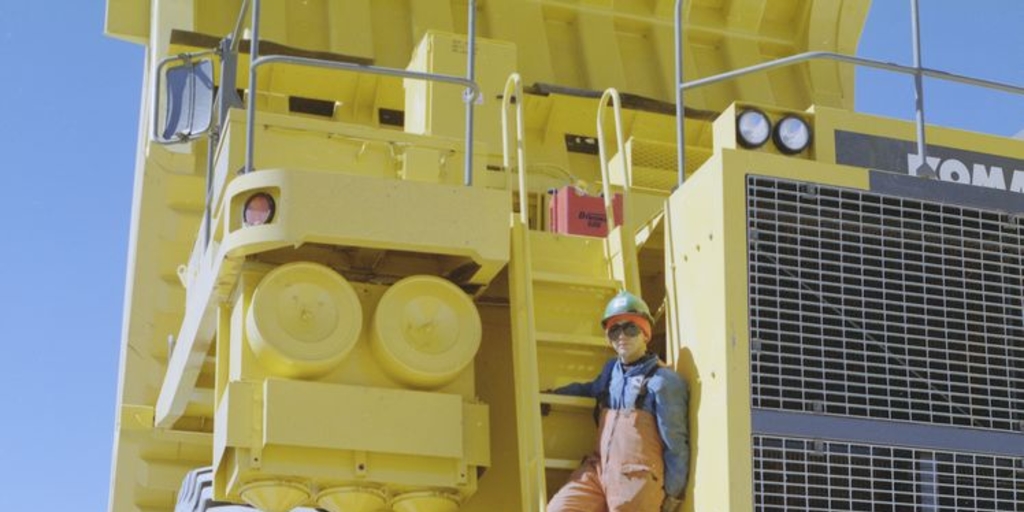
top-left (633, 361), bottom-right (662, 409)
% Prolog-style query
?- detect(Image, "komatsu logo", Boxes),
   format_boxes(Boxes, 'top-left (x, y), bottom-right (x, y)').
top-left (835, 130), bottom-right (1024, 194)
top-left (906, 153), bottom-right (1024, 192)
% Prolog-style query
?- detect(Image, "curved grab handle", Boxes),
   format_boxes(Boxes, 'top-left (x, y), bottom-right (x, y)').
top-left (501, 73), bottom-right (529, 225)
top-left (596, 88), bottom-right (629, 234)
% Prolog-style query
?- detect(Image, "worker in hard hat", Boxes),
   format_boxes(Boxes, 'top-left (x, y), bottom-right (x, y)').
top-left (547, 290), bottom-right (689, 512)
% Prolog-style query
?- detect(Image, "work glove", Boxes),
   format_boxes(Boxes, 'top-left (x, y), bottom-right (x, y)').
top-left (661, 495), bottom-right (683, 512)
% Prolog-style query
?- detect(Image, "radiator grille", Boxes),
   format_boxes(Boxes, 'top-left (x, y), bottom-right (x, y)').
top-left (753, 435), bottom-right (1024, 512)
top-left (747, 176), bottom-right (1024, 432)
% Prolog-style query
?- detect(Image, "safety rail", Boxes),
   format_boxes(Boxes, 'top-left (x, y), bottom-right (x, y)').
top-left (243, 55), bottom-right (481, 177)
top-left (673, 0), bottom-right (1024, 187)
top-left (597, 88), bottom-right (641, 294)
top-left (244, 0), bottom-right (480, 186)
top-left (502, 73), bottom-right (529, 225)
top-left (596, 88), bottom-right (630, 234)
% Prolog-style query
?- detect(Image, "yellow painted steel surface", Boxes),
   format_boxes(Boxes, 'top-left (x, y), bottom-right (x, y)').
top-left (102, 1), bottom-right (905, 512)
top-left (245, 262), bottom-right (363, 378)
top-left (371, 275), bottom-right (483, 388)
top-left (664, 148), bottom-right (871, 512)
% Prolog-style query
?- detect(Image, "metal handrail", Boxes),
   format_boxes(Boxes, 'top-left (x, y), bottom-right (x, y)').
top-left (501, 73), bottom-right (529, 225)
top-left (673, 0), bottom-right (685, 188)
top-left (228, 0), bottom-right (251, 55)
top-left (673, 0), bottom-right (1024, 187)
top-left (909, 0), bottom-right (931, 178)
top-left (243, 0), bottom-right (482, 186)
top-left (597, 88), bottom-right (629, 234)
top-left (243, 55), bottom-right (481, 177)
top-left (679, 51), bottom-right (1024, 96)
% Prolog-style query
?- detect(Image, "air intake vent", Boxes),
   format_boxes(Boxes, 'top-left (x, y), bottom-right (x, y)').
top-left (289, 96), bottom-right (336, 118)
top-left (747, 176), bottom-right (1024, 432)
top-left (754, 435), bottom-right (1024, 512)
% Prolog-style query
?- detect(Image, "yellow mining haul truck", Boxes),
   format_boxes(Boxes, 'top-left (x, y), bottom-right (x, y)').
top-left (105, 1), bottom-right (1024, 511)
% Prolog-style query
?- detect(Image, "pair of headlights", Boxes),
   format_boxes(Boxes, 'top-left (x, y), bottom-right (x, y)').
top-left (736, 109), bottom-right (811, 154)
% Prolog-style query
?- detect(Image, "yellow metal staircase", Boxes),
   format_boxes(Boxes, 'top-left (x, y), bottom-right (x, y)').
top-left (510, 212), bottom-right (626, 509)
top-left (504, 81), bottom-right (651, 510)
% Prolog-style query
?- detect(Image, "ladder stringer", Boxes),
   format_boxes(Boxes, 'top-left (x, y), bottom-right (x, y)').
top-left (606, 224), bottom-right (642, 295)
top-left (508, 219), bottom-right (548, 512)
top-left (606, 152), bottom-right (643, 295)
top-left (634, 207), bottom-right (666, 250)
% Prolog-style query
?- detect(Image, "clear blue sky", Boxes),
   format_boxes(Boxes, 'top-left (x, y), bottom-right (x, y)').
top-left (1, 1), bottom-right (1023, 510)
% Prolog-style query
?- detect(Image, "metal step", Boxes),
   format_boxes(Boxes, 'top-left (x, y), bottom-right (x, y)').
top-left (539, 393), bottom-right (596, 411)
top-left (532, 271), bottom-right (620, 291)
top-left (535, 331), bottom-right (608, 349)
top-left (544, 458), bottom-right (582, 471)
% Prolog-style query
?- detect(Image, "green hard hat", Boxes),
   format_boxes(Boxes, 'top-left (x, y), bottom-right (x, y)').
top-left (601, 290), bottom-right (653, 327)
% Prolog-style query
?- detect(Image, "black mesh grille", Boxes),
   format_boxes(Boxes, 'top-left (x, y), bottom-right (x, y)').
top-left (747, 176), bottom-right (1024, 432)
top-left (754, 436), bottom-right (1024, 512)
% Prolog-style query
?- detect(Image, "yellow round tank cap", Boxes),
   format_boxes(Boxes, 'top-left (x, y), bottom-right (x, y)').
top-left (247, 262), bottom-right (362, 378)
top-left (372, 275), bottom-right (481, 388)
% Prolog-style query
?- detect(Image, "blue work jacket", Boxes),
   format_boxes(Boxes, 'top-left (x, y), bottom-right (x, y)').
top-left (553, 352), bottom-right (690, 498)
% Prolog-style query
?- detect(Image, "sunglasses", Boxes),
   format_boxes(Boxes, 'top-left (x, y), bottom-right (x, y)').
top-left (606, 321), bottom-right (642, 340)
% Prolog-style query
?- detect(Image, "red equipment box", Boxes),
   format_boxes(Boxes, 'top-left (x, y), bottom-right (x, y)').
top-left (548, 186), bottom-right (623, 237)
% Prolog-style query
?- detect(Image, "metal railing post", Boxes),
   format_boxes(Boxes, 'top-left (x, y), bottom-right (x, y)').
top-left (244, 0), bottom-right (262, 174)
top-left (910, 0), bottom-right (935, 178)
top-left (464, 0), bottom-right (477, 187)
top-left (229, 0), bottom-right (251, 55)
top-left (674, 0), bottom-right (686, 188)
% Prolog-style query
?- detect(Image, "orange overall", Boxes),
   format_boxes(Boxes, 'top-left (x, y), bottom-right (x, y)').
top-left (547, 407), bottom-right (666, 512)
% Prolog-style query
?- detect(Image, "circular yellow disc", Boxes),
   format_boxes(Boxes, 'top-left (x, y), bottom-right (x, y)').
top-left (372, 275), bottom-right (481, 388)
top-left (246, 262), bottom-right (362, 378)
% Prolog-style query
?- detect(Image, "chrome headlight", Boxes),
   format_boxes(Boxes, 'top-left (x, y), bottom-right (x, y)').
top-left (736, 109), bottom-right (772, 148)
top-left (773, 115), bottom-right (811, 154)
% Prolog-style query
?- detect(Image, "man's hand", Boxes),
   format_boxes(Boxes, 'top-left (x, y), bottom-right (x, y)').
top-left (661, 495), bottom-right (683, 512)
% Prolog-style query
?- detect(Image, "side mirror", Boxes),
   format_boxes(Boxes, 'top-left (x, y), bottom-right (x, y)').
top-left (152, 55), bottom-right (215, 144)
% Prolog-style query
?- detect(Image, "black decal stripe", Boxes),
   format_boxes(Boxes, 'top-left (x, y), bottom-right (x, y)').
top-left (835, 130), bottom-right (916, 172)
top-left (869, 171), bottom-right (1024, 214)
